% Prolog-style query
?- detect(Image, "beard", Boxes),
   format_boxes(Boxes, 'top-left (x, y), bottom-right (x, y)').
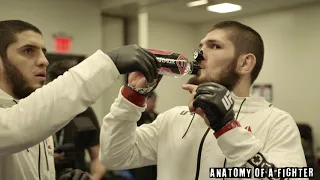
top-left (2, 57), bottom-right (39, 99)
top-left (187, 57), bottom-right (240, 91)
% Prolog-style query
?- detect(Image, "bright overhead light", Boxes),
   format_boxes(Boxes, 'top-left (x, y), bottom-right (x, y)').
top-left (207, 3), bottom-right (242, 13)
top-left (187, 0), bottom-right (208, 7)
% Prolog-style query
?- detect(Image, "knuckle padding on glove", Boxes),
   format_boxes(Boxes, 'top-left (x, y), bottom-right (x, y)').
top-left (194, 95), bottom-right (224, 116)
top-left (193, 82), bottom-right (236, 132)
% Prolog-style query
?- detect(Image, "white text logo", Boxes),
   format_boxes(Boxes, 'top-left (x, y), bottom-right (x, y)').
top-left (222, 91), bottom-right (233, 110)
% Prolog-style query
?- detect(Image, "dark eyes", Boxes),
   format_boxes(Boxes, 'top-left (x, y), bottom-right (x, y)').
top-left (211, 44), bottom-right (221, 49)
top-left (200, 42), bottom-right (221, 50)
top-left (21, 46), bottom-right (47, 56)
top-left (23, 48), bottom-right (34, 54)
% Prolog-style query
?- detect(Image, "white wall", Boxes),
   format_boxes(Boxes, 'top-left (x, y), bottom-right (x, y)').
top-left (127, 18), bottom-right (139, 45)
top-left (100, 16), bottom-right (125, 122)
top-left (197, 4), bottom-right (320, 148)
top-left (0, 0), bottom-right (102, 55)
top-left (147, 19), bottom-right (198, 113)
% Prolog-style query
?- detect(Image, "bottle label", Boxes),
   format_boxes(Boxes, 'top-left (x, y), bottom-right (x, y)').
top-left (148, 49), bottom-right (190, 77)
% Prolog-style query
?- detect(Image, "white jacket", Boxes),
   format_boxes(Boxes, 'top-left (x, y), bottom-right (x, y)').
top-left (0, 50), bottom-right (120, 180)
top-left (100, 88), bottom-right (307, 180)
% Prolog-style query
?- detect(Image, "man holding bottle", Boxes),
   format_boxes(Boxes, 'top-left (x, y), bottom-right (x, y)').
top-left (99, 20), bottom-right (307, 180)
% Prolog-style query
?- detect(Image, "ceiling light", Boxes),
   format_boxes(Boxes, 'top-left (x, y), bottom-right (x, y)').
top-left (207, 3), bottom-right (242, 13)
top-left (187, 0), bottom-right (208, 7)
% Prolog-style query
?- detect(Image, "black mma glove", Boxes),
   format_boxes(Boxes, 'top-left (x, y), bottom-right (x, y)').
top-left (107, 44), bottom-right (160, 83)
top-left (58, 169), bottom-right (91, 180)
top-left (193, 82), bottom-right (240, 137)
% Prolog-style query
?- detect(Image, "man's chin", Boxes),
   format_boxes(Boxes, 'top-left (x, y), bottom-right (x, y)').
top-left (26, 81), bottom-right (45, 94)
top-left (13, 85), bottom-right (36, 99)
top-left (186, 75), bottom-right (211, 85)
top-left (32, 82), bottom-right (45, 90)
top-left (186, 76), bottom-right (201, 85)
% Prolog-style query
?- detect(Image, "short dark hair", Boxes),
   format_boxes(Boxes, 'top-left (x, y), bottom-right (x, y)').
top-left (0, 20), bottom-right (42, 59)
top-left (210, 21), bottom-right (264, 84)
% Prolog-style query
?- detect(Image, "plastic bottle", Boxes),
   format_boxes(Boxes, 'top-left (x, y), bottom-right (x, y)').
top-left (148, 49), bottom-right (199, 78)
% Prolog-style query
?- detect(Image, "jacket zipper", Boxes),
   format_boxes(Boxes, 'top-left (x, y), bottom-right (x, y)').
top-left (223, 158), bottom-right (226, 180)
top-left (43, 141), bottom-right (49, 170)
top-left (38, 144), bottom-right (41, 180)
top-left (194, 127), bottom-right (210, 180)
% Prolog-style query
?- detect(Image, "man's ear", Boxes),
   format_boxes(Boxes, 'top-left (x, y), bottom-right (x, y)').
top-left (236, 53), bottom-right (256, 75)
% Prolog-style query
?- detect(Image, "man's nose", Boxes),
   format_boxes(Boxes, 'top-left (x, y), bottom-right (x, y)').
top-left (37, 53), bottom-right (49, 67)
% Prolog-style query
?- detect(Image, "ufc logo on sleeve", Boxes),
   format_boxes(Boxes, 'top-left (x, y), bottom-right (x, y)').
top-left (222, 91), bottom-right (233, 110)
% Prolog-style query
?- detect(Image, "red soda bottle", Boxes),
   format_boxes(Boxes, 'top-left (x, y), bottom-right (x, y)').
top-left (148, 49), bottom-right (199, 78)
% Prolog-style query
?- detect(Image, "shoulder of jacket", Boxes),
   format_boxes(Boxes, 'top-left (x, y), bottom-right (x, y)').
top-left (267, 106), bottom-right (292, 118)
top-left (261, 106), bottom-right (296, 128)
top-left (0, 107), bottom-right (8, 113)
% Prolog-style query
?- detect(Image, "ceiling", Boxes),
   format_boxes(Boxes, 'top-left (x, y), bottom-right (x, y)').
top-left (102, 0), bottom-right (320, 24)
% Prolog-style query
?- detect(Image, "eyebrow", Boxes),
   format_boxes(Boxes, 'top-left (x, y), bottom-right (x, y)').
top-left (20, 44), bottom-right (47, 54)
top-left (199, 39), bottom-right (220, 48)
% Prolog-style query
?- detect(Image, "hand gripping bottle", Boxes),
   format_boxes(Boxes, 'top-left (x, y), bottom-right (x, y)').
top-left (148, 49), bottom-right (199, 78)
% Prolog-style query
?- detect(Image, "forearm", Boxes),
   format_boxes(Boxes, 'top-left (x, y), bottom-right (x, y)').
top-left (90, 159), bottom-right (107, 180)
top-left (0, 50), bottom-right (120, 155)
top-left (100, 88), bottom-right (146, 169)
top-left (217, 127), bottom-right (262, 167)
top-left (217, 125), bottom-right (308, 179)
top-left (217, 126), bottom-right (263, 167)
top-left (100, 87), bottom-right (158, 169)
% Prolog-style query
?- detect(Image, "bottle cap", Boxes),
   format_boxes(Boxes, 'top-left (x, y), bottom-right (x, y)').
top-left (193, 50), bottom-right (204, 61)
